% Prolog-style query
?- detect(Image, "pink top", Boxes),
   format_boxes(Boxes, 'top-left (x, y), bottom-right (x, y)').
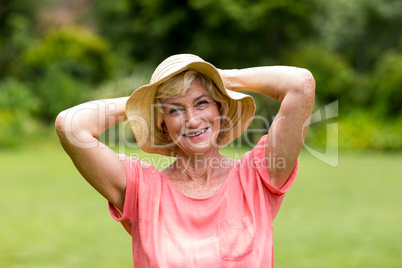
top-left (109, 135), bottom-right (298, 267)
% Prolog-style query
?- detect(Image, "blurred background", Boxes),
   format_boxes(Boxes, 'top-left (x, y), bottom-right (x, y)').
top-left (0, 0), bottom-right (401, 267)
top-left (1, 0), bottom-right (402, 149)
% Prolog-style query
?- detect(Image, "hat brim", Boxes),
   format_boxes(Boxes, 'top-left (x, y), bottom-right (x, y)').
top-left (126, 60), bottom-right (255, 156)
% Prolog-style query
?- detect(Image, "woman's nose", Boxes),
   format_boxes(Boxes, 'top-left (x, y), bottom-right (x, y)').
top-left (184, 109), bottom-right (202, 128)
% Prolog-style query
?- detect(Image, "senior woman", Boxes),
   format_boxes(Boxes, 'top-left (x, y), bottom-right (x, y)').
top-left (55, 54), bottom-right (315, 267)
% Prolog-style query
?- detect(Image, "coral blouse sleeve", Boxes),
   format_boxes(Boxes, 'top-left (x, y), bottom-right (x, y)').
top-left (108, 155), bottom-right (140, 235)
top-left (248, 135), bottom-right (299, 197)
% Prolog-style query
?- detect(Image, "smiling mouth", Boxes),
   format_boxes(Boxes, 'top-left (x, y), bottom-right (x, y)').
top-left (183, 127), bottom-right (209, 138)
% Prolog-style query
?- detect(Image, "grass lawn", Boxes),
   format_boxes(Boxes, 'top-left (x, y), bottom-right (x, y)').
top-left (273, 150), bottom-right (402, 267)
top-left (0, 140), bottom-right (401, 267)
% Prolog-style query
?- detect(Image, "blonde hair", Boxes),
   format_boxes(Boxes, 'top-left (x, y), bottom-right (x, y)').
top-left (154, 70), bottom-right (229, 141)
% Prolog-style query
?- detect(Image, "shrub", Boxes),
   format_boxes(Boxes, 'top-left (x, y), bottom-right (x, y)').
top-left (23, 26), bottom-right (113, 84)
top-left (35, 66), bottom-right (91, 122)
top-left (306, 110), bottom-right (402, 151)
top-left (0, 78), bottom-right (41, 147)
top-left (284, 44), bottom-right (361, 109)
top-left (0, 78), bottom-right (39, 112)
top-left (0, 4), bottom-right (40, 79)
top-left (340, 111), bottom-right (402, 150)
top-left (370, 50), bottom-right (402, 117)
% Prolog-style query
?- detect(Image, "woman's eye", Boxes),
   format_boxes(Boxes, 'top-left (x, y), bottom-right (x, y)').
top-left (169, 107), bottom-right (182, 115)
top-left (196, 100), bottom-right (209, 106)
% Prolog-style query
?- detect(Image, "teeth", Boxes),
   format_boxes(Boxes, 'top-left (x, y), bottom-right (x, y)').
top-left (185, 128), bottom-right (207, 137)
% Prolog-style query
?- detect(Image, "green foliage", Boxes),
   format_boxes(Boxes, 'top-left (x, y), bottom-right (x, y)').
top-left (35, 66), bottom-right (91, 122)
top-left (0, 13), bottom-right (37, 78)
top-left (92, 67), bottom-right (151, 100)
top-left (0, 78), bottom-right (41, 147)
top-left (312, 0), bottom-right (402, 71)
top-left (307, 110), bottom-right (402, 151)
top-left (0, 110), bottom-right (40, 147)
top-left (0, 78), bottom-right (39, 112)
top-left (23, 27), bottom-right (113, 84)
top-left (93, 0), bottom-right (315, 67)
top-left (18, 26), bottom-right (115, 122)
top-left (0, 0), bottom-right (401, 150)
top-left (284, 44), bottom-right (359, 107)
top-left (0, 0), bottom-right (43, 78)
top-left (340, 111), bottom-right (402, 151)
top-left (370, 50), bottom-right (402, 117)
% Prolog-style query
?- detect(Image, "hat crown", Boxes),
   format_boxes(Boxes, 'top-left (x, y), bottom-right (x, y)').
top-left (150, 54), bottom-right (204, 83)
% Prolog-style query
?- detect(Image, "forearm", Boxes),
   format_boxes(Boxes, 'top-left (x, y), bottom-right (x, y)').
top-left (220, 66), bottom-right (314, 102)
top-left (221, 67), bottom-right (315, 187)
top-left (55, 97), bottom-right (129, 143)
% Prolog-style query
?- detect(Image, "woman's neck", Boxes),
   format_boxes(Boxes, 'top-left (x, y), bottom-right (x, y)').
top-left (168, 150), bottom-right (234, 184)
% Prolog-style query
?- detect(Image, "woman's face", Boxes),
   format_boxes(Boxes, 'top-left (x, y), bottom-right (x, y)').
top-left (162, 80), bottom-right (221, 157)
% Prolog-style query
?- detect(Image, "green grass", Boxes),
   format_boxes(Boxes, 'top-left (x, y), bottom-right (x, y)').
top-left (0, 143), bottom-right (132, 268)
top-left (274, 150), bottom-right (402, 267)
top-left (1, 141), bottom-right (401, 267)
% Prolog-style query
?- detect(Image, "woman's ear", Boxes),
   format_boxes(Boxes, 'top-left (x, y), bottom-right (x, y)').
top-left (156, 118), bottom-right (165, 131)
top-left (162, 123), bottom-right (168, 133)
top-left (160, 122), bottom-right (171, 141)
top-left (158, 121), bottom-right (168, 134)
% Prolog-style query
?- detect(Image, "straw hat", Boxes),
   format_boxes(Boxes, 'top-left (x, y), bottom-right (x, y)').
top-left (126, 54), bottom-right (255, 156)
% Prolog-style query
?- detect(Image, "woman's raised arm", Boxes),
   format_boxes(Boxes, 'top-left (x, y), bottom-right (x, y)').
top-left (55, 97), bottom-right (129, 211)
top-left (221, 67), bottom-right (315, 189)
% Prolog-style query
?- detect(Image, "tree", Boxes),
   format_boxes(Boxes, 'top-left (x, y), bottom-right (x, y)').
top-left (93, 0), bottom-right (315, 68)
top-left (312, 0), bottom-right (402, 72)
top-left (0, 0), bottom-right (41, 78)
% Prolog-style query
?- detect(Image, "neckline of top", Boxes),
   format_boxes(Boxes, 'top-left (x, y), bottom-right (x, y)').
top-left (159, 160), bottom-right (240, 201)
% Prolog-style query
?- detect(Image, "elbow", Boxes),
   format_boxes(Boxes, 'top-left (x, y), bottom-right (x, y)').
top-left (55, 110), bottom-right (69, 137)
top-left (302, 69), bottom-right (315, 93)
top-left (300, 69), bottom-right (315, 104)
